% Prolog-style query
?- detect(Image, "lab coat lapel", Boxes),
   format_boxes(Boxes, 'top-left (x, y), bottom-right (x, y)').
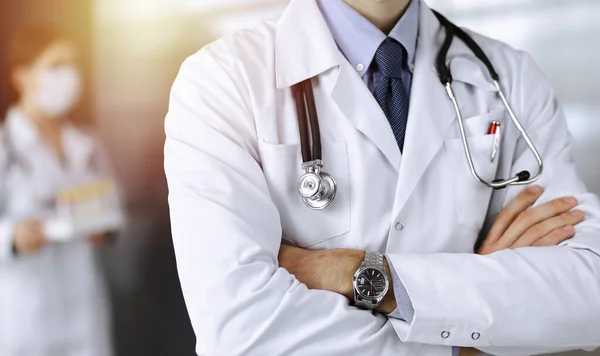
top-left (62, 125), bottom-right (96, 172)
top-left (330, 60), bottom-right (401, 172)
top-left (275, 0), bottom-right (340, 89)
top-left (393, 4), bottom-right (456, 215)
top-left (276, 0), bottom-right (402, 172)
top-left (5, 107), bottom-right (42, 153)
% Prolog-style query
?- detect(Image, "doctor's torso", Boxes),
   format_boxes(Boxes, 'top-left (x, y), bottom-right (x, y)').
top-left (190, 1), bottom-right (530, 256)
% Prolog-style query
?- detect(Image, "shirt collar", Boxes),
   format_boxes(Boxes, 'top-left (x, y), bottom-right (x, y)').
top-left (317, 0), bottom-right (420, 74)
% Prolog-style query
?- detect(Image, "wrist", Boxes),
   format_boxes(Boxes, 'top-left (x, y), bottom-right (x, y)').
top-left (330, 249), bottom-right (364, 299)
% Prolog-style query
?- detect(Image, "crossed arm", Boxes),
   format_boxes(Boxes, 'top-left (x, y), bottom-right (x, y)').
top-left (279, 186), bottom-right (586, 354)
top-left (166, 51), bottom-right (600, 356)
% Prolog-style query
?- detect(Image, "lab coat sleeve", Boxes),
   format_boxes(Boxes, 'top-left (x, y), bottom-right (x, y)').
top-left (0, 142), bottom-right (15, 261)
top-left (164, 49), bottom-right (453, 356)
top-left (387, 52), bottom-right (600, 355)
top-left (0, 218), bottom-right (16, 261)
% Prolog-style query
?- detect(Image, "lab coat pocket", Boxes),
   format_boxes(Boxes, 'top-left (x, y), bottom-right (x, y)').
top-left (445, 111), bottom-right (503, 231)
top-left (258, 141), bottom-right (351, 247)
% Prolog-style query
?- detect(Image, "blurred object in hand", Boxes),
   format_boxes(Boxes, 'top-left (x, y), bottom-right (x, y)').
top-left (44, 179), bottom-right (125, 243)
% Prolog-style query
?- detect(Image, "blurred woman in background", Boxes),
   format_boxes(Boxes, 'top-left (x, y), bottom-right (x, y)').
top-left (0, 26), bottom-right (122, 356)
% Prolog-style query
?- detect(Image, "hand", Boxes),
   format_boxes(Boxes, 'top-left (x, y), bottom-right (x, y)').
top-left (478, 185), bottom-right (584, 255)
top-left (88, 232), bottom-right (113, 246)
top-left (459, 348), bottom-right (480, 356)
top-left (13, 218), bottom-right (46, 255)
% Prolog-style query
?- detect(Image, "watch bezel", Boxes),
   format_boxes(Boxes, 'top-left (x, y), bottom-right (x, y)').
top-left (352, 266), bottom-right (389, 300)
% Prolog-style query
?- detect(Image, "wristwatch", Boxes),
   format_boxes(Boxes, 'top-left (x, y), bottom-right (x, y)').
top-left (352, 251), bottom-right (389, 309)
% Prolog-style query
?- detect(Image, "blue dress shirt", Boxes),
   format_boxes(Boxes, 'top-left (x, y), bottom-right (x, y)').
top-left (317, 0), bottom-right (419, 95)
top-left (317, 3), bottom-right (463, 354)
top-left (316, 0), bottom-right (419, 321)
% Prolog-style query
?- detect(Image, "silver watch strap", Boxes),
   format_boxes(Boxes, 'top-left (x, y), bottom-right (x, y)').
top-left (364, 251), bottom-right (384, 269)
top-left (354, 298), bottom-right (378, 309)
top-left (354, 251), bottom-right (386, 309)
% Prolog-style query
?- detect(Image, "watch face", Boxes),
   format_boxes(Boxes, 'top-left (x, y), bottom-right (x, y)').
top-left (356, 268), bottom-right (387, 298)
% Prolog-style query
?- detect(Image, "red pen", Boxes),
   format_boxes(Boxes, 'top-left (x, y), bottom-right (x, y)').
top-left (488, 121), bottom-right (501, 162)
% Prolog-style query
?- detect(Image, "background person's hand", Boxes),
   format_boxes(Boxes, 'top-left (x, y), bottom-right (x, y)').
top-left (478, 185), bottom-right (584, 255)
top-left (13, 218), bottom-right (46, 255)
top-left (88, 232), bottom-right (113, 246)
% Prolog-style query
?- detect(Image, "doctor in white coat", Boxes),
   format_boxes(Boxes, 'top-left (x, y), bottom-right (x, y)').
top-left (164, 0), bottom-right (600, 355)
top-left (0, 27), bottom-right (116, 356)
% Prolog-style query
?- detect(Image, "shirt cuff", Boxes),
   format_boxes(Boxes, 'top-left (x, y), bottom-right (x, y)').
top-left (386, 255), bottom-right (415, 323)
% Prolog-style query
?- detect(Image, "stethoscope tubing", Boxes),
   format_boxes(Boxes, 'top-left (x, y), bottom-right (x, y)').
top-left (292, 79), bottom-right (323, 163)
top-left (291, 10), bottom-right (545, 210)
top-left (434, 10), bottom-right (543, 188)
top-left (292, 80), bottom-right (313, 163)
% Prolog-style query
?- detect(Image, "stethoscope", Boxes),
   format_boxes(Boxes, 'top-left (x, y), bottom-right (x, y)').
top-left (291, 11), bottom-right (544, 211)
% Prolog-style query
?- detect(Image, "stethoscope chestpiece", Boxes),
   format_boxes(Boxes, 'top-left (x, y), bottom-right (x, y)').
top-left (298, 160), bottom-right (337, 210)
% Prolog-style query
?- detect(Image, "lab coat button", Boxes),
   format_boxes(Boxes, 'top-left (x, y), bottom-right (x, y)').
top-left (441, 331), bottom-right (450, 339)
top-left (471, 332), bottom-right (480, 340)
top-left (356, 63), bottom-right (365, 72)
top-left (395, 222), bottom-right (405, 231)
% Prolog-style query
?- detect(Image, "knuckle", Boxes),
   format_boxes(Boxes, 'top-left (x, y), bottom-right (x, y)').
top-left (496, 210), bottom-right (509, 221)
top-left (516, 210), bottom-right (533, 223)
top-left (551, 198), bottom-right (568, 211)
top-left (561, 212), bottom-right (577, 224)
top-left (521, 188), bottom-right (537, 198)
top-left (526, 225), bottom-right (544, 239)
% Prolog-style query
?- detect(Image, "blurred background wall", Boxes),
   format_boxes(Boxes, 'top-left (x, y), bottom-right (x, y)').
top-left (1, 0), bottom-right (598, 355)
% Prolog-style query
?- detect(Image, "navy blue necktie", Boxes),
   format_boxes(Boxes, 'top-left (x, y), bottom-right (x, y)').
top-left (373, 37), bottom-right (410, 152)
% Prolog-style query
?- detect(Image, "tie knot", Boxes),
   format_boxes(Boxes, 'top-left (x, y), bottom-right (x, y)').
top-left (375, 38), bottom-right (407, 79)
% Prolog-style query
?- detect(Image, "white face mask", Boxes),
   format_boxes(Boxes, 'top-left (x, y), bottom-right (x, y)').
top-left (36, 66), bottom-right (82, 118)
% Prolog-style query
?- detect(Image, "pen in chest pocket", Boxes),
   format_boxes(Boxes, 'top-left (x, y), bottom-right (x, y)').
top-left (488, 121), bottom-right (501, 163)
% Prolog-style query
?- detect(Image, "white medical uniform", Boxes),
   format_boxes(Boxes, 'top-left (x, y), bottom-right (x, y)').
top-left (164, 0), bottom-right (600, 355)
top-left (0, 108), bottom-right (114, 356)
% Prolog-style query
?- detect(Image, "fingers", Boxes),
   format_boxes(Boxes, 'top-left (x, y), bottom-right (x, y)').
top-left (28, 236), bottom-right (46, 253)
top-left (30, 220), bottom-right (43, 237)
top-left (533, 225), bottom-right (576, 247)
top-left (511, 210), bottom-right (585, 248)
top-left (14, 219), bottom-right (46, 254)
top-left (483, 185), bottom-right (543, 246)
top-left (496, 195), bottom-right (579, 248)
top-left (17, 235), bottom-right (44, 254)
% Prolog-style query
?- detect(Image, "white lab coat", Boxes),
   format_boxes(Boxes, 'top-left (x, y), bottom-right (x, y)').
top-left (164, 0), bottom-right (600, 355)
top-left (0, 108), bottom-right (114, 356)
